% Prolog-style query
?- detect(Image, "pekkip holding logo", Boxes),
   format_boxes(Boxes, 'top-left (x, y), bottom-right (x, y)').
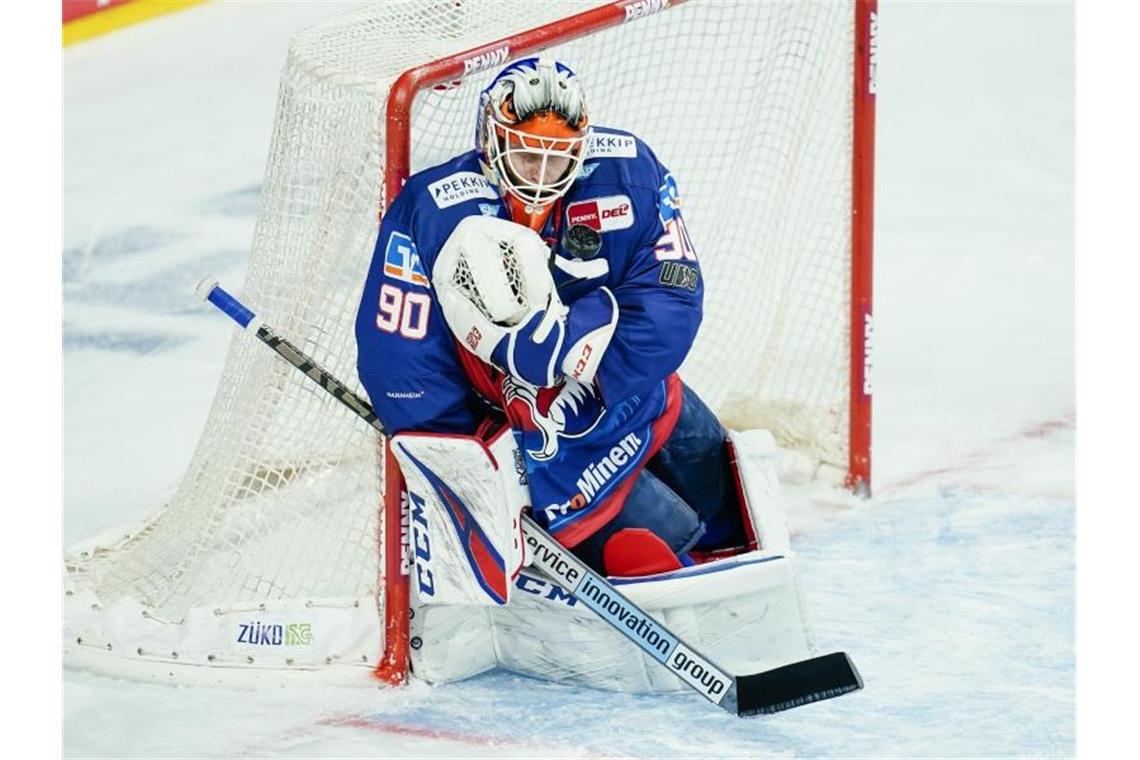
top-left (428, 171), bottom-right (498, 209)
top-left (543, 431), bottom-right (643, 522)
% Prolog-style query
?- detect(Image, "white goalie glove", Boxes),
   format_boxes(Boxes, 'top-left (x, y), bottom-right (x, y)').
top-left (434, 215), bottom-right (617, 387)
top-left (434, 215), bottom-right (565, 374)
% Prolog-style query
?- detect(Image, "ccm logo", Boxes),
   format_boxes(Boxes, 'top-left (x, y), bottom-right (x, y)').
top-left (465, 325), bottom-right (482, 351)
top-left (571, 344), bottom-right (593, 379)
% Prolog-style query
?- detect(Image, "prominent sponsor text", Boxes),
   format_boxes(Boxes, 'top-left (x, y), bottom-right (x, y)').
top-left (543, 431), bottom-right (643, 522)
top-left (463, 46), bottom-right (509, 76)
top-left (428, 171), bottom-right (498, 209)
top-left (565, 194), bottom-right (634, 233)
top-left (623, 0), bottom-right (670, 23)
top-left (236, 621), bottom-right (313, 646)
top-left (585, 134), bottom-right (637, 159)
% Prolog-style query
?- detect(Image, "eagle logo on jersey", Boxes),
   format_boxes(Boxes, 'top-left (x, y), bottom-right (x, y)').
top-left (503, 378), bottom-right (604, 461)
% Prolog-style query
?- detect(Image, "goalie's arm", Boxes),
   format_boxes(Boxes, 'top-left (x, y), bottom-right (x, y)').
top-left (354, 199), bottom-right (489, 434)
top-left (430, 183), bottom-right (702, 401)
top-left (590, 179), bottom-right (704, 407)
top-left (434, 215), bottom-right (620, 389)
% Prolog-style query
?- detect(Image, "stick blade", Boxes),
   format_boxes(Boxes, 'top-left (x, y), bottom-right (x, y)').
top-left (733, 652), bottom-right (863, 716)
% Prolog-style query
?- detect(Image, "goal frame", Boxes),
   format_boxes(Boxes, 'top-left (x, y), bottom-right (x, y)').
top-left (375, 0), bottom-right (876, 685)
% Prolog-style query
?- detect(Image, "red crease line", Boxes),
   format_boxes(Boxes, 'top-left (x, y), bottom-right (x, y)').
top-left (319, 716), bottom-right (532, 749)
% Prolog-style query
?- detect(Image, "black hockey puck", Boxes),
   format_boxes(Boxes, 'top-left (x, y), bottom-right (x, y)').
top-left (563, 223), bottom-right (602, 259)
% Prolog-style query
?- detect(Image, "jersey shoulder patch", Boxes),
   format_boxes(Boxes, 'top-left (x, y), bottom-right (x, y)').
top-left (565, 194), bottom-right (635, 232)
top-left (382, 230), bottom-right (430, 287)
top-left (575, 127), bottom-right (667, 196)
top-left (584, 130), bottom-right (638, 160)
top-left (427, 170), bottom-right (498, 209)
top-left (400, 152), bottom-right (496, 212)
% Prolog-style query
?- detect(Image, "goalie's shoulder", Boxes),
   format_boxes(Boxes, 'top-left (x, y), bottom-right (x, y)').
top-left (396, 151), bottom-right (499, 219)
top-left (579, 126), bottom-right (669, 192)
top-left (384, 151), bottom-right (502, 269)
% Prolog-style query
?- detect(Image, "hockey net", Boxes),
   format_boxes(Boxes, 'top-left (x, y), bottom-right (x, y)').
top-left (64, 0), bottom-right (874, 684)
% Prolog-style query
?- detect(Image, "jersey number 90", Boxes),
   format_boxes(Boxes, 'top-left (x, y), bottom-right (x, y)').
top-left (376, 283), bottom-right (430, 339)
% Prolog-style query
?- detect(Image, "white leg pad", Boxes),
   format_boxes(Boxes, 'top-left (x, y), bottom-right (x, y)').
top-left (391, 428), bottom-right (527, 607)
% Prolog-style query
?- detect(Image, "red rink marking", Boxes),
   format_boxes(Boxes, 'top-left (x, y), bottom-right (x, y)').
top-left (882, 412), bottom-right (1075, 496)
top-left (319, 715), bottom-right (514, 746)
top-left (317, 715), bottom-right (597, 754)
top-left (1020, 416), bottom-right (1074, 439)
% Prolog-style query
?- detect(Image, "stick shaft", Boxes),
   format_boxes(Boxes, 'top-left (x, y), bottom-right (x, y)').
top-left (199, 278), bottom-right (382, 432)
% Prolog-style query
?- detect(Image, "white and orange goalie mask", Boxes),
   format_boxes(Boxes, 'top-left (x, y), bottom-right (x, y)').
top-left (477, 57), bottom-right (590, 228)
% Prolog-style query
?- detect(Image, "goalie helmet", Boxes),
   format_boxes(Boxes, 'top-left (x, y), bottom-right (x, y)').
top-left (476, 57), bottom-right (590, 228)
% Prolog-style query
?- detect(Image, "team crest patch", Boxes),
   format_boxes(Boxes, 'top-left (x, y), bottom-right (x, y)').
top-left (428, 171), bottom-right (498, 209)
top-left (565, 195), bottom-right (634, 232)
top-left (503, 379), bottom-right (604, 461)
top-left (383, 231), bottom-right (429, 287)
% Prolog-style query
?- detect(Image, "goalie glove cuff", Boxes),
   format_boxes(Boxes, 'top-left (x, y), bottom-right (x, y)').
top-left (560, 286), bottom-right (618, 385)
top-left (490, 287), bottom-right (618, 388)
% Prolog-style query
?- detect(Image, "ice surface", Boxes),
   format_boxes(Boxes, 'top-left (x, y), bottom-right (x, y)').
top-left (63, 0), bottom-right (1074, 756)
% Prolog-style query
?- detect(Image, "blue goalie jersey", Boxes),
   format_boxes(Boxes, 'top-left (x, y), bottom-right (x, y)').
top-left (355, 127), bottom-right (704, 546)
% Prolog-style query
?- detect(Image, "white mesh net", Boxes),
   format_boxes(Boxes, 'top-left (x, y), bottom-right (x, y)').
top-left (65, 0), bottom-right (859, 681)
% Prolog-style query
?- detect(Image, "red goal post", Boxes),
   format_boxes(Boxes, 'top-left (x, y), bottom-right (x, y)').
top-left (376, 0), bottom-right (877, 684)
top-left (850, 0), bottom-right (876, 496)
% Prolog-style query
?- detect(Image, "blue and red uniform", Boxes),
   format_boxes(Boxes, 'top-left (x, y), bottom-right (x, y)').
top-left (355, 127), bottom-right (740, 572)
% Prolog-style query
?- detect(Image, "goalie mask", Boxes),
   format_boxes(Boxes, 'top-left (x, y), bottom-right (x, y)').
top-left (476, 57), bottom-right (590, 229)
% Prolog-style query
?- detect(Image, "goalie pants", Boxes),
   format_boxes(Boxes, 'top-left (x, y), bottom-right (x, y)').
top-left (574, 383), bottom-right (744, 573)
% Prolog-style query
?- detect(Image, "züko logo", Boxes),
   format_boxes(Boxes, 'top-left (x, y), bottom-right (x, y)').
top-left (236, 621), bottom-right (313, 646)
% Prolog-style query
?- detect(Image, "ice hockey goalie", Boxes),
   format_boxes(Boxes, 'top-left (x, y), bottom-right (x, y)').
top-left (354, 57), bottom-right (816, 692)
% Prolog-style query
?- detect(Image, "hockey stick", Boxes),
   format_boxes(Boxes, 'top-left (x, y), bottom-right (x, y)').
top-left (519, 518), bottom-right (861, 715)
top-left (195, 276), bottom-right (863, 716)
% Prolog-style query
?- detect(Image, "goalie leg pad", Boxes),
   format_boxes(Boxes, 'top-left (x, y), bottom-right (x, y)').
top-left (391, 427), bottom-right (528, 607)
top-left (489, 548), bottom-right (812, 693)
top-left (729, 428), bottom-right (792, 553)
